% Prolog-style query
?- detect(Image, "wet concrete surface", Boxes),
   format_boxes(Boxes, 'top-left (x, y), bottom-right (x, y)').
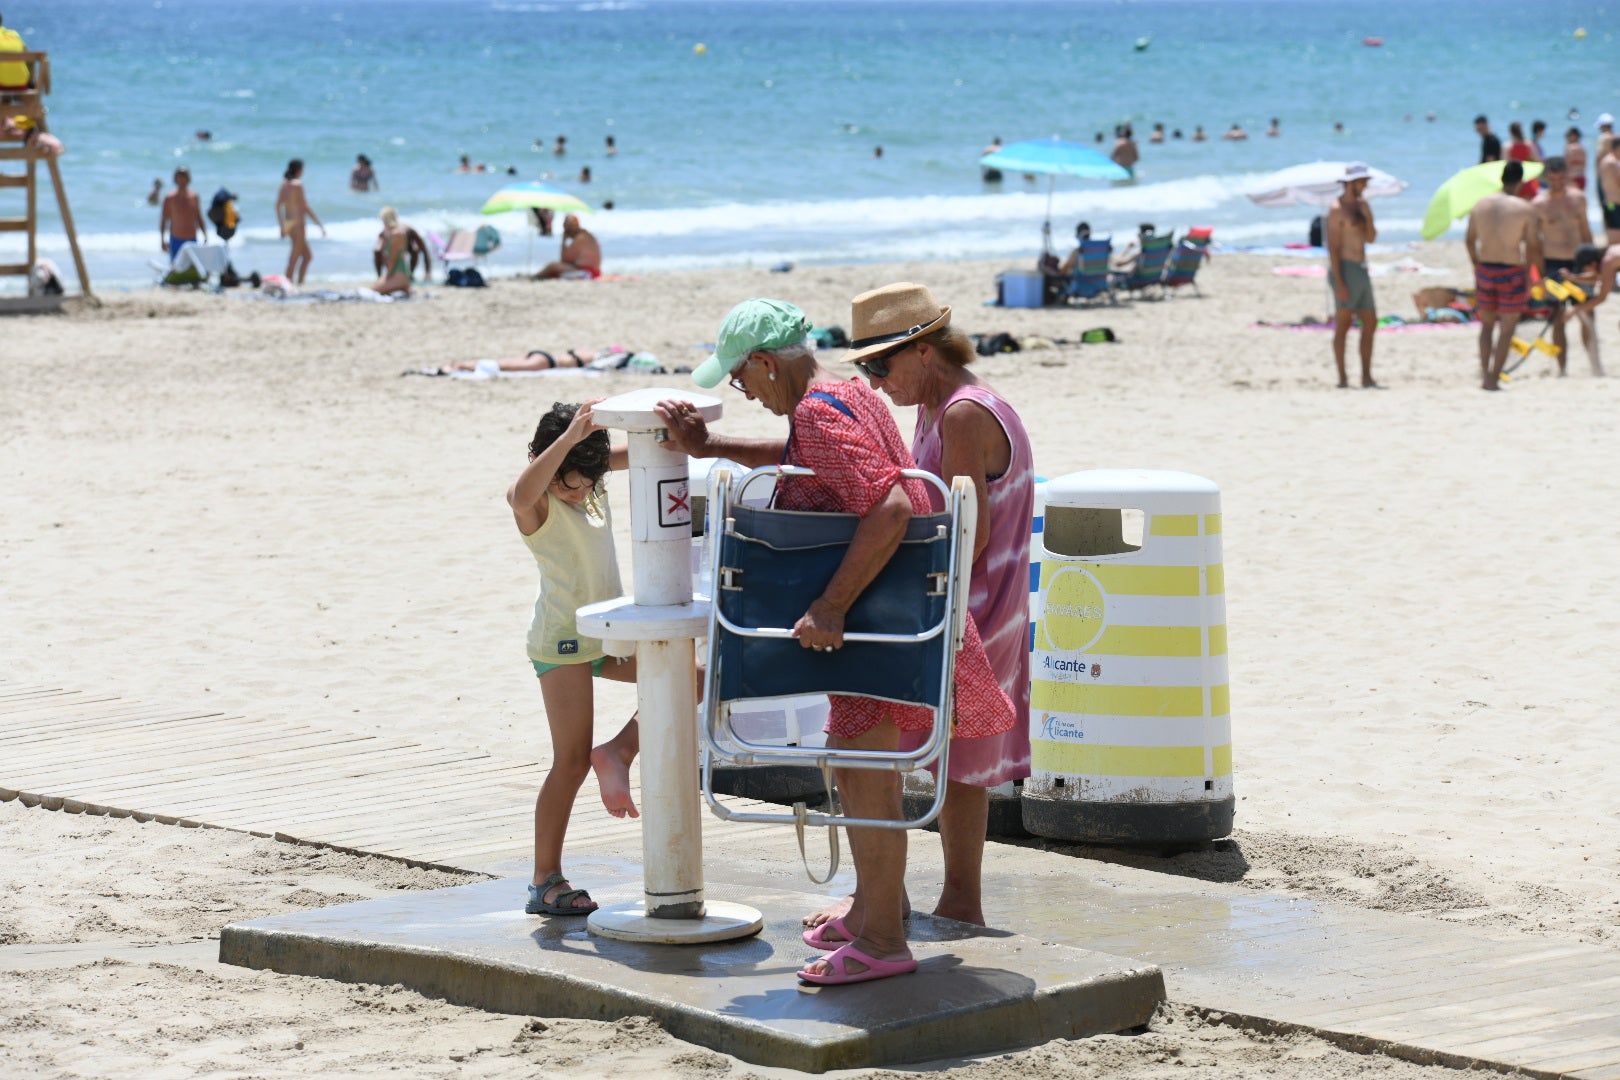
top-left (219, 863), bottom-right (1165, 1072)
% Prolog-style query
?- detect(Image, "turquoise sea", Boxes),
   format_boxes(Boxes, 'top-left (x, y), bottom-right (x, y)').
top-left (2, 0), bottom-right (1615, 290)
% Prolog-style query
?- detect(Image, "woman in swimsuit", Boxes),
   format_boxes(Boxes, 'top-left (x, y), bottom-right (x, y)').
top-left (370, 207), bottom-right (412, 296)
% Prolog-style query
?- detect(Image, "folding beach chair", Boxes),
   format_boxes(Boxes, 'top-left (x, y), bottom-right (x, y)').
top-left (700, 465), bottom-right (978, 834)
top-left (1113, 232), bottom-right (1174, 298)
top-left (1060, 237), bottom-right (1116, 305)
top-left (1162, 235), bottom-right (1212, 297)
top-left (429, 224), bottom-right (501, 265)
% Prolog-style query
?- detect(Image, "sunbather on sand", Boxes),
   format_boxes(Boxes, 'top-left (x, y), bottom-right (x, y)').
top-left (436, 349), bottom-right (596, 374)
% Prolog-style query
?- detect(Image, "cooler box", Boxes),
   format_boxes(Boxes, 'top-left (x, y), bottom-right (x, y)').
top-left (1021, 469), bottom-right (1234, 844)
top-left (998, 271), bottom-right (1044, 309)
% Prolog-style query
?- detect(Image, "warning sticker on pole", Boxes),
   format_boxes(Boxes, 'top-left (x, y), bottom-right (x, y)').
top-left (657, 478), bottom-right (691, 529)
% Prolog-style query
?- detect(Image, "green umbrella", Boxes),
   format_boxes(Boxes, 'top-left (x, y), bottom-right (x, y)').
top-left (479, 181), bottom-right (591, 216)
top-left (1422, 161), bottom-right (1545, 240)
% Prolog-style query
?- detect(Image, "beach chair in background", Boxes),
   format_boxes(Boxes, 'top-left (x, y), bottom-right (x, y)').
top-left (429, 224), bottom-right (501, 266)
top-left (1059, 237), bottom-right (1116, 305)
top-left (700, 465), bottom-right (977, 835)
top-left (1162, 230), bottom-right (1213, 297)
top-left (150, 241), bottom-right (232, 287)
top-left (1112, 232), bottom-right (1174, 299)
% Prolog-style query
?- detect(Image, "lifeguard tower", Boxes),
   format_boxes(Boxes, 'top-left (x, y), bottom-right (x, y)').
top-left (0, 49), bottom-right (92, 314)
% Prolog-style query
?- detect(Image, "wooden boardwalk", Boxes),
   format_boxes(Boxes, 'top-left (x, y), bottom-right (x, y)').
top-left (3, 679), bottom-right (1618, 1079)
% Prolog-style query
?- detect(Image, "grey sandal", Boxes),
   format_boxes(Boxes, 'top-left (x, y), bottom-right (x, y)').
top-left (525, 872), bottom-right (597, 916)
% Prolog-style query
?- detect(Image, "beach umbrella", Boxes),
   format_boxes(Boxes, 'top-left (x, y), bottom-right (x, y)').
top-left (479, 181), bottom-right (591, 217)
top-left (480, 181), bottom-right (592, 272)
top-left (979, 137), bottom-right (1132, 251)
top-left (1421, 161), bottom-right (1544, 240)
top-left (1244, 161), bottom-right (1408, 208)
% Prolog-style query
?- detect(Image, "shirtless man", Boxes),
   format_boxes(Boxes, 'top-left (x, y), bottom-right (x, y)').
top-left (1326, 163), bottom-right (1379, 388)
top-left (1531, 157), bottom-right (1594, 374)
top-left (1111, 126), bottom-right (1138, 175)
top-left (275, 158), bottom-right (325, 285)
top-left (534, 213), bottom-right (601, 280)
top-left (1565, 242), bottom-right (1616, 376)
top-left (1598, 134), bottom-right (1620, 244)
top-left (1465, 161), bottom-right (1540, 391)
top-left (159, 167), bottom-right (207, 262)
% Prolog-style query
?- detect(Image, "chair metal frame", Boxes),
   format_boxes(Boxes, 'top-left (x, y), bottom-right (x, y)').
top-left (700, 464), bottom-right (977, 831)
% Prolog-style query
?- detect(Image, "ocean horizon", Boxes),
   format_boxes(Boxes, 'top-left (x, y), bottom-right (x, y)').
top-left (2, 0), bottom-right (1613, 291)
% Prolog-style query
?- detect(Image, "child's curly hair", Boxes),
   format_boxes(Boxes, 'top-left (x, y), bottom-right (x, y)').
top-left (529, 402), bottom-right (611, 489)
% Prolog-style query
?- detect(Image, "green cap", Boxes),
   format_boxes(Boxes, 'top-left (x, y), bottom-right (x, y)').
top-left (693, 298), bottom-right (813, 389)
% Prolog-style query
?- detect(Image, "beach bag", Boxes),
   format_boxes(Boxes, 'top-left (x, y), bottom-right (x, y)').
top-left (975, 332), bottom-right (1020, 356)
top-left (1080, 327), bottom-right (1117, 344)
top-left (207, 189), bottom-right (239, 242)
top-left (811, 326), bottom-right (849, 349)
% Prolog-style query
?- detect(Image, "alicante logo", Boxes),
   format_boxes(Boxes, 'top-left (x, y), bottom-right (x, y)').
top-left (1043, 567), bottom-right (1106, 652)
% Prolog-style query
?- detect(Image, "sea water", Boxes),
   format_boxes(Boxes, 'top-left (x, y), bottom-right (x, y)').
top-left (2, 0), bottom-right (1613, 290)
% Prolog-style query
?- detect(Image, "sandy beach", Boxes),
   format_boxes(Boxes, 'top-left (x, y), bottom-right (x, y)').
top-left (3, 244), bottom-right (1617, 1075)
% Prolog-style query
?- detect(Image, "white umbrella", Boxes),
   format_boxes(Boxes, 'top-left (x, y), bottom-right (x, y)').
top-left (1244, 161), bottom-right (1408, 208)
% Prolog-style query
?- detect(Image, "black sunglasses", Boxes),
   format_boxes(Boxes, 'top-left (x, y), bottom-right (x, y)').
top-left (853, 342), bottom-right (910, 380)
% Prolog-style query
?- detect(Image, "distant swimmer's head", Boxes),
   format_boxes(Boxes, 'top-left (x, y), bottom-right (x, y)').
top-left (284, 159), bottom-right (303, 181)
top-left (1501, 160), bottom-right (1525, 188)
top-left (379, 206), bottom-right (399, 230)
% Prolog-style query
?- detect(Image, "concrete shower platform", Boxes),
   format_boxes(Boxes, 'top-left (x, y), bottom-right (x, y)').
top-left (220, 864), bottom-right (1164, 1072)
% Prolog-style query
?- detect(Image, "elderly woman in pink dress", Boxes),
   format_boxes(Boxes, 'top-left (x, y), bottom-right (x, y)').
top-left (655, 298), bottom-right (1014, 986)
top-left (804, 282), bottom-right (1034, 934)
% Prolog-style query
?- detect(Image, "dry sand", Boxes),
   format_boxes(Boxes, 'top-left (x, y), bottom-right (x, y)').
top-left (2, 244), bottom-right (1617, 1074)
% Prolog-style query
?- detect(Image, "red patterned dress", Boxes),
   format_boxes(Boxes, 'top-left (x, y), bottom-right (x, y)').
top-left (775, 378), bottom-right (1015, 741)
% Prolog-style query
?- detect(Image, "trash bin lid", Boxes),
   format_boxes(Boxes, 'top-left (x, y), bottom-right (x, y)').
top-left (1043, 469), bottom-right (1220, 513)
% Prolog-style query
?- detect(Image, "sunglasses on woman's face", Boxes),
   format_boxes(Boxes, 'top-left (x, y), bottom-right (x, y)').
top-left (853, 342), bottom-right (910, 381)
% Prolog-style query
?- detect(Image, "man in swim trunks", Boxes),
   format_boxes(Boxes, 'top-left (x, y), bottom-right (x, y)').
top-left (534, 213), bottom-right (601, 280)
top-left (1533, 157), bottom-right (1594, 375)
top-left (1327, 163), bottom-right (1379, 388)
top-left (1466, 160), bottom-right (1540, 391)
top-left (158, 166), bottom-right (207, 264)
top-left (1598, 130), bottom-right (1620, 245)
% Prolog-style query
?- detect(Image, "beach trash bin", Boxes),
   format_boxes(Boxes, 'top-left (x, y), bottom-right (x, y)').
top-left (1022, 469), bottom-right (1233, 844)
top-left (998, 270), bottom-right (1044, 309)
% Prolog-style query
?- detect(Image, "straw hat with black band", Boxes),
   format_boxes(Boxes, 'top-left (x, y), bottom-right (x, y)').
top-left (841, 282), bottom-right (952, 366)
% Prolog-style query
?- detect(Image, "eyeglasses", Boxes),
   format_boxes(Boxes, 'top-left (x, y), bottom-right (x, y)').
top-left (728, 359), bottom-right (752, 394)
top-left (853, 342), bottom-right (910, 381)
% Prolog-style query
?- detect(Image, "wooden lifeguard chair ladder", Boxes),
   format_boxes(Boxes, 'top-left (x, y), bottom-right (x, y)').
top-left (1, 50), bottom-right (93, 314)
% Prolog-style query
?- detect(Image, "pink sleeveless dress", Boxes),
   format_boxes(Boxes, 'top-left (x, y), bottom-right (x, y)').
top-left (901, 382), bottom-right (1035, 786)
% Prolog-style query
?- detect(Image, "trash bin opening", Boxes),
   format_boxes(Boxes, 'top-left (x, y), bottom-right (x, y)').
top-left (1043, 507), bottom-right (1144, 557)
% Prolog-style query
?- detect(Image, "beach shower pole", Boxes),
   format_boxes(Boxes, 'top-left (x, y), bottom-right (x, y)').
top-left (576, 388), bottom-right (764, 945)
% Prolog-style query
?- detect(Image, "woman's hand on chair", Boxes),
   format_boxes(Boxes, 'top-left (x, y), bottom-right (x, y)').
top-left (793, 598), bottom-right (846, 652)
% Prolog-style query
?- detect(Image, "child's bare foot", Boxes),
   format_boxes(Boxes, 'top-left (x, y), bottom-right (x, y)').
top-left (590, 743), bottom-right (638, 818)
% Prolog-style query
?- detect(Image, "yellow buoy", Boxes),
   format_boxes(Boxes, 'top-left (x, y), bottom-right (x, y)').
top-left (693, 42), bottom-right (707, 55)
top-left (1575, 27), bottom-right (1587, 38)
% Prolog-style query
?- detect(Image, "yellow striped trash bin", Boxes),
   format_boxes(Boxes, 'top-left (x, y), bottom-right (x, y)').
top-left (1021, 469), bottom-right (1233, 844)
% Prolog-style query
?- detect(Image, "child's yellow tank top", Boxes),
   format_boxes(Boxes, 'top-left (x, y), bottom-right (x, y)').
top-left (521, 489), bottom-right (622, 663)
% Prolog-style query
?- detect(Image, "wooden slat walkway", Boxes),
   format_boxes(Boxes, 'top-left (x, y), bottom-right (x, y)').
top-left (2, 679), bottom-right (1617, 1079)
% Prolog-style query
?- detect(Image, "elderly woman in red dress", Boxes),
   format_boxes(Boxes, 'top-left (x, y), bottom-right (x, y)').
top-left (656, 299), bottom-right (1014, 987)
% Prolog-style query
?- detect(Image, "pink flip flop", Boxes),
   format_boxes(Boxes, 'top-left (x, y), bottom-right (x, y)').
top-left (798, 941), bottom-right (918, 986)
top-left (801, 916), bottom-right (855, 952)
